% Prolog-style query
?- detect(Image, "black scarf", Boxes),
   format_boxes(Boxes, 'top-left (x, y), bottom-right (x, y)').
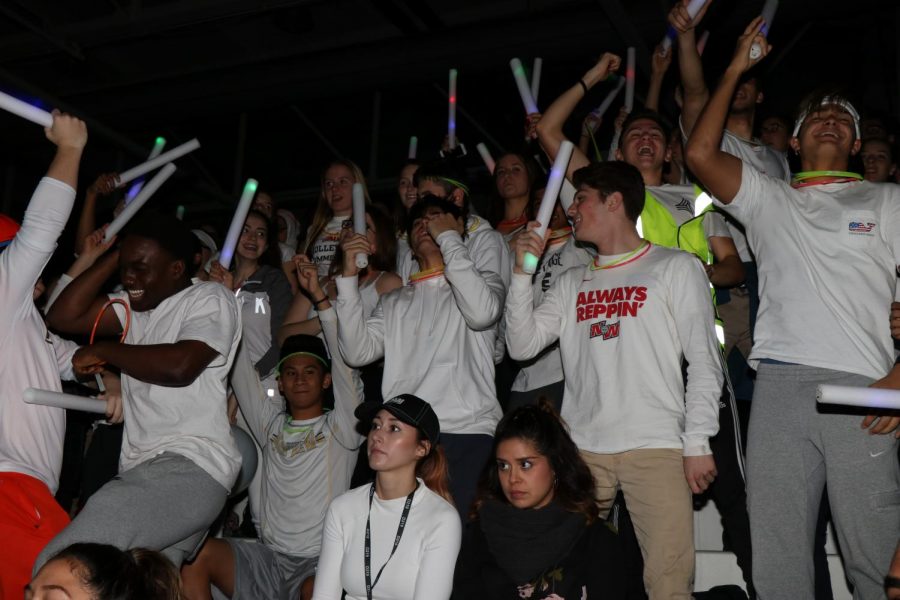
top-left (479, 499), bottom-right (586, 584)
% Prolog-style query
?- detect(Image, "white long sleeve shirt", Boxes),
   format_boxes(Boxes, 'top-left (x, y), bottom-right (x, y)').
top-left (312, 480), bottom-right (461, 600)
top-left (505, 243), bottom-right (722, 455)
top-left (0, 178), bottom-right (80, 492)
top-left (230, 306), bottom-right (363, 557)
top-left (335, 227), bottom-right (506, 435)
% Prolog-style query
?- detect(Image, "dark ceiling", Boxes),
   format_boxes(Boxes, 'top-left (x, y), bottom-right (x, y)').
top-left (0, 0), bottom-right (896, 224)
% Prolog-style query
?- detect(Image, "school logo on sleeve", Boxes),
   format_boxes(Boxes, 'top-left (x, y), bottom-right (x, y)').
top-left (848, 221), bottom-right (876, 235)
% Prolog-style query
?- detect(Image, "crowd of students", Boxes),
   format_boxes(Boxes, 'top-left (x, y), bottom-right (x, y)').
top-left (3, 3), bottom-right (900, 600)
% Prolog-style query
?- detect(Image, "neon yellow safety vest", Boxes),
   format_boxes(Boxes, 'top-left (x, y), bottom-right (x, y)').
top-left (638, 186), bottom-right (725, 346)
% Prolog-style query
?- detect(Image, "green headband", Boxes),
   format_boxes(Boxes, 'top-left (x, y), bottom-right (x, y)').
top-left (276, 351), bottom-right (330, 375)
top-left (438, 176), bottom-right (470, 196)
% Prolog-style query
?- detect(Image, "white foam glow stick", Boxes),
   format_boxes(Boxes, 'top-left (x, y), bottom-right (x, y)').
top-left (560, 179), bottom-right (576, 213)
top-left (531, 58), bottom-right (543, 106)
top-left (104, 163), bottom-right (177, 242)
top-left (24, 388), bottom-right (106, 413)
top-left (523, 141), bottom-right (574, 274)
top-left (608, 130), bottom-right (622, 162)
top-left (817, 384), bottom-right (900, 410)
top-left (510, 58), bottom-right (539, 114)
top-left (115, 138), bottom-right (200, 188)
top-left (0, 90), bottom-right (53, 127)
top-left (218, 178), bottom-right (259, 270)
top-left (408, 136), bottom-right (418, 159)
top-left (591, 77), bottom-right (626, 121)
top-left (352, 183), bottom-right (369, 269)
top-left (175, 205), bottom-right (185, 220)
top-left (448, 69), bottom-right (458, 150)
top-left (696, 30), bottom-right (710, 55)
top-left (750, 0), bottom-right (778, 60)
top-left (624, 47), bottom-right (636, 113)
top-left (660, 0), bottom-right (707, 53)
top-left (476, 143), bottom-right (496, 174)
top-left (125, 137), bottom-right (167, 203)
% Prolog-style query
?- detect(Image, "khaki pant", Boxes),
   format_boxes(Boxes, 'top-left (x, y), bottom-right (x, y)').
top-left (717, 286), bottom-right (752, 361)
top-left (581, 448), bottom-right (694, 600)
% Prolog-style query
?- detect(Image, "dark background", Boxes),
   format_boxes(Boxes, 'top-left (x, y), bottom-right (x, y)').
top-left (0, 0), bottom-right (896, 227)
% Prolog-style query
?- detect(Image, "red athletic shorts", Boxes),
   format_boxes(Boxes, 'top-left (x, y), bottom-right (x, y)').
top-left (0, 472), bottom-right (70, 600)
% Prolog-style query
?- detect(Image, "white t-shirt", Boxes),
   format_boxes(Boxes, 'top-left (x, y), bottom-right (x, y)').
top-left (0, 178), bottom-right (80, 492)
top-left (230, 307), bottom-right (363, 557)
top-left (309, 216), bottom-right (348, 278)
top-left (312, 480), bottom-right (461, 600)
top-left (511, 234), bottom-right (592, 392)
top-left (506, 243), bottom-right (722, 455)
top-left (110, 282), bottom-right (242, 489)
top-left (718, 130), bottom-right (791, 262)
top-left (717, 163), bottom-right (900, 379)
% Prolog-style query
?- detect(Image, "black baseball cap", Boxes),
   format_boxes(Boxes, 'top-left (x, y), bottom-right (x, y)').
top-left (355, 394), bottom-right (441, 445)
top-left (277, 334), bottom-right (331, 374)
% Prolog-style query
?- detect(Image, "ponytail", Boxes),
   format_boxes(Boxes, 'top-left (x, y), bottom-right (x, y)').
top-left (417, 442), bottom-right (453, 505)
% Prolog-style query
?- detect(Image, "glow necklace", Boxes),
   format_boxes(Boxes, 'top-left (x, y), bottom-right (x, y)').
top-left (591, 241), bottom-right (651, 270)
top-left (791, 170), bottom-right (863, 188)
top-left (409, 266), bottom-right (444, 285)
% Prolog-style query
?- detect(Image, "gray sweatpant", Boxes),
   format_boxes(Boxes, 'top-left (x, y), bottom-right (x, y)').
top-left (35, 452), bottom-right (228, 571)
top-left (747, 363), bottom-right (900, 599)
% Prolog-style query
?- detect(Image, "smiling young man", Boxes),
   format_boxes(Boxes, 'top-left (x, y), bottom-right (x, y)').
top-left (505, 160), bottom-right (722, 599)
top-left (685, 18), bottom-right (900, 599)
top-left (41, 215), bottom-right (242, 569)
top-left (182, 262), bottom-right (364, 600)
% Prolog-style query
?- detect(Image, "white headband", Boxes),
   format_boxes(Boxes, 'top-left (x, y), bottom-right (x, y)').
top-left (792, 96), bottom-right (861, 140)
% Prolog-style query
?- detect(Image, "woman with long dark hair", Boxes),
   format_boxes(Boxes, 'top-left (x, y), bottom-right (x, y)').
top-left (453, 401), bottom-right (625, 599)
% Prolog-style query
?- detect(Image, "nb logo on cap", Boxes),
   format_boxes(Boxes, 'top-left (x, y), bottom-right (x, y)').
top-left (388, 397), bottom-right (405, 405)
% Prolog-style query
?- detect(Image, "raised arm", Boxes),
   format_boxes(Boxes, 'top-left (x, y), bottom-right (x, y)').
top-left (331, 239), bottom-right (387, 367)
top-left (75, 173), bottom-right (116, 252)
top-left (535, 53), bottom-right (621, 179)
top-left (670, 0), bottom-right (713, 136)
top-left (1, 113), bottom-right (87, 311)
top-left (646, 43), bottom-right (673, 112)
top-left (505, 224), bottom-right (564, 360)
top-left (298, 260), bottom-right (365, 446)
top-left (45, 250), bottom-right (122, 336)
top-left (685, 18), bottom-right (770, 204)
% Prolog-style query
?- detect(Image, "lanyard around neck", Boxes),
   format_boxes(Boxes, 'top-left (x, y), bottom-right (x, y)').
top-left (365, 482), bottom-right (418, 600)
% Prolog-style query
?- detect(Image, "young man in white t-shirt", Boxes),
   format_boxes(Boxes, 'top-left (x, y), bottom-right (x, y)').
top-left (40, 215), bottom-right (242, 569)
top-left (685, 18), bottom-right (900, 598)
top-left (506, 160), bottom-right (722, 599)
top-left (182, 258), bottom-right (364, 600)
top-left (0, 113), bottom-right (88, 599)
